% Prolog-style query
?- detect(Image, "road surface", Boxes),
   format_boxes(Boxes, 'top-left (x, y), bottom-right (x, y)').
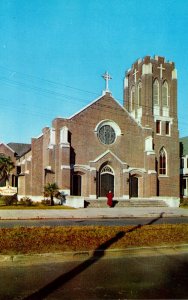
top-left (0, 251), bottom-right (187, 299)
top-left (0, 217), bottom-right (187, 228)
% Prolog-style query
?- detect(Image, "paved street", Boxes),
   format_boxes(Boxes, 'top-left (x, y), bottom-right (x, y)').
top-left (0, 216), bottom-right (188, 228)
top-left (0, 251), bottom-right (188, 300)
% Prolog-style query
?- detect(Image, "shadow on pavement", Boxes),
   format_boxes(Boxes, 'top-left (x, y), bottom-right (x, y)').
top-left (23, 213), bottom-right (164, 300)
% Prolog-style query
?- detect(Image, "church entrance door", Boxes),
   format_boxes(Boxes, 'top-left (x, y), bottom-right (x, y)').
top-left (130, 176), bottom-right (138, 197)
top-left (72, 174), bottom-right (81, 196)
top-left (99, 165), bottom-right (114, 197)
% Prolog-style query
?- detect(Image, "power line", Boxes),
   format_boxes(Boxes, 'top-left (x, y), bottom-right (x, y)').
top-left (0, 65), bottom-right (99, 96)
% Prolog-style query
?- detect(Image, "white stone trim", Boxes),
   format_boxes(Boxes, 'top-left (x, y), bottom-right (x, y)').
top-left (61, 165), bottom-right (71, 170)
top-left (35, 133), bottom-right (43, 139)
top-left (154, 116), bottom-right (173, 123)
top-left (45, 166), bottom-right (52, 170)
top-left (162, 107), bottom-right (169, 117)
top-left (122, 195), bottom-right (129, 199)
top-left (124, 77), bottom-right (128, 88)
top-left (142, 63), bottom-right (152, 75)
top-left (148, 170), bottom-right (157, 174)
top-left (59, 143), bottom-right (70, 148)
top-left (145, 136), bottom-right (153, 152)
top-left (90, 167), bottom-right (96, 171)
top-left (89, 194), bottom-right (97, 199)
top-left (60, 126), bottom-right (69, 144)
top-left (74, 164), bottom-right (90, 171)
top-left (90, 149), bottom-right (126, 166)
top-left (172, 68), bottom-right (177, 79)
top-left (50, 128), bottom-right (56, 144)
top-left (146, 151), bottom-right (155, 156)
top-left (125, 167), bottom-right (147, 173)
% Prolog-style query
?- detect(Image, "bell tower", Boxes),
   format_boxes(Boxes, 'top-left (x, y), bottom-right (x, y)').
top-left (124, 55), bottom-right (179, 198)
top-left (123, 55), bottom-right (178, 131)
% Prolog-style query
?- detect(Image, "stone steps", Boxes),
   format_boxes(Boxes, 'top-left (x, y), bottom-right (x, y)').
top-left (84, 199), bottom-right (168, 208)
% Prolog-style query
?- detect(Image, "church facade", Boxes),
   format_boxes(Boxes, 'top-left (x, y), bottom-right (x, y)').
top-left (16, 56), bottom-right (180, 206)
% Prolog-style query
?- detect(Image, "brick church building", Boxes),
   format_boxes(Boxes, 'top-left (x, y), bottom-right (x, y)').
top-left (16, 55), bottom-right (180, 206)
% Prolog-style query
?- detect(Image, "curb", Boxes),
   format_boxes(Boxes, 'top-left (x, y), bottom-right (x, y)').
top-left (0, 213), bottom-right (188, 220)
top-left (0, 244), bottom-right (188, 265)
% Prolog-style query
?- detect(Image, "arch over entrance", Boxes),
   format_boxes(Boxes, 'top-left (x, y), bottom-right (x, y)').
top-left (99, 165), bottom-right (114, 197)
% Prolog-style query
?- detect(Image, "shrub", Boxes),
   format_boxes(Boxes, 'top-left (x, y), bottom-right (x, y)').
top-left (180, 198), bottom-right (188, 206)
top-left (41, 199), bottom-right (51, 206)
top-left (0, 195), bottom-right (18, 206)
top-left (19, 197), bottom-right (33, 206)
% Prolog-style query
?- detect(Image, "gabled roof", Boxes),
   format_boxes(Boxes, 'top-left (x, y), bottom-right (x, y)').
top-left (7, 143), bottom-right (31, 158)
top-left (0, 143), bottom-right (15, 154)
top-left (68, 91), bottom-right (143, 129)
top-left (68, 92), bottom-right (124, 118)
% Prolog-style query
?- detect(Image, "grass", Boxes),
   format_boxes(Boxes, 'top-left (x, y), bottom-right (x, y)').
top-left (0, 199), bottom-right (74, 209)
top-left (0, 224), bottom-right (188, 255)
top-left (0, 204), bottom-right (74, 209)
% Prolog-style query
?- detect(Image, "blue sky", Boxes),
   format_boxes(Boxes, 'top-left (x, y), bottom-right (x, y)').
top-left (0, 0), bottom-right (188, 143)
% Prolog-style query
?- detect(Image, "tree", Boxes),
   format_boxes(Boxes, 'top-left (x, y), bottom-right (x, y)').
top-left (44, 182), bottom-right (59, 206)
top-left (0, 154), bottom-right (15, 185)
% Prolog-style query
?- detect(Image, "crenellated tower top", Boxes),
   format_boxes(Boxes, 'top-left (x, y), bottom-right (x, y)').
top-left (123, 55), bottom-right (178, 130)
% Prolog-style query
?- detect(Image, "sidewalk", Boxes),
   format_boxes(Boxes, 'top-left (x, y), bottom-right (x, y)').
top-left (0, 206), bottom-right (188, 219)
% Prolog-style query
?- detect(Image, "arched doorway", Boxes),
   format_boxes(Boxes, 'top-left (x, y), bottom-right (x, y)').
top-left (99, 165), bottom-right (114, 197)
top-left (130, 175), bottom-right (138, 197)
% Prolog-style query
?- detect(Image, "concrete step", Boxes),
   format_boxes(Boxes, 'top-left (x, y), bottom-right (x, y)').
top-left (85, 199), bottom-right (168, 208)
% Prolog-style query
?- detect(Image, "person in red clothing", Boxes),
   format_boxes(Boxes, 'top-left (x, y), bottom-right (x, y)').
top-left (106, 190), bottom-right (113, 207)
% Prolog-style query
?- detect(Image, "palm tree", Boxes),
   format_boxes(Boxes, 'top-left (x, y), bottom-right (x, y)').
top-left (0, 154), bottom-right (15, 186)
top-left (44, 182), bottom-right (59, 206)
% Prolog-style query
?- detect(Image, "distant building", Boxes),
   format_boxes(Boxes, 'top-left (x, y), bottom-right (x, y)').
top-left (180, 136), bottom-right (188, 197)
top-left (0, 143), bottom-right (31, 187)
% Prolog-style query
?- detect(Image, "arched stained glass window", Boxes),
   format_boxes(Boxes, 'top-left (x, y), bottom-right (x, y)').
top-left (131, 86), bottom-right (135, 111)
top-left (100, 165), bottom-right (114, 174)
top-left (162, 81), bottom-right (168, 107)
top-left (159, 147), bottom-right (167, 175)
top-left (153, 79), bottom-right (159, 106)
top-left (138, 82), bottom-right (142, 107)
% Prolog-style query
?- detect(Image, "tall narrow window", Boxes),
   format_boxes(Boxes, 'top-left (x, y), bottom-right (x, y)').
top-left (165, 121), bottom-right (170, 135)
top-left (156, 120), bottom-right (161, 134)
top-left (138, 82), bottom-right (142, 107)
top-left (159, 147), bottom-right (167, 175)
top-left (162, 81), bottom-right (168, 107)
top-left (131, 86), bottom-right (135, 111)
top-left (153, 79), bottom-right (159, 106)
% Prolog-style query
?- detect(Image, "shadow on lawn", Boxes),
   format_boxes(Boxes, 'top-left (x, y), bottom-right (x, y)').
top-left (24, 212), bottom-right (164, 300)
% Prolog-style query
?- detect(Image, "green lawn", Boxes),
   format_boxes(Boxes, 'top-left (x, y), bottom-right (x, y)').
top-left (0, 204), bottom-right (74, 209)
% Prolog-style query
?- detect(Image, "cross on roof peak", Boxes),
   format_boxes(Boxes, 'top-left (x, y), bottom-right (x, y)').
top-left (102, 71), bottom-right (112, 92)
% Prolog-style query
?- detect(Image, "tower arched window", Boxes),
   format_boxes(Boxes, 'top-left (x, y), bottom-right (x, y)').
top-left (131, 86), bottom-right (135, 111)
top-left (138, 82), bottom-right (142, 107)
top-left (162, 81), bottom-right (168, 107)
top-left (153, 79), bottom-right (159, 106)
top-left (159, 147), bottom-right (167, 175)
